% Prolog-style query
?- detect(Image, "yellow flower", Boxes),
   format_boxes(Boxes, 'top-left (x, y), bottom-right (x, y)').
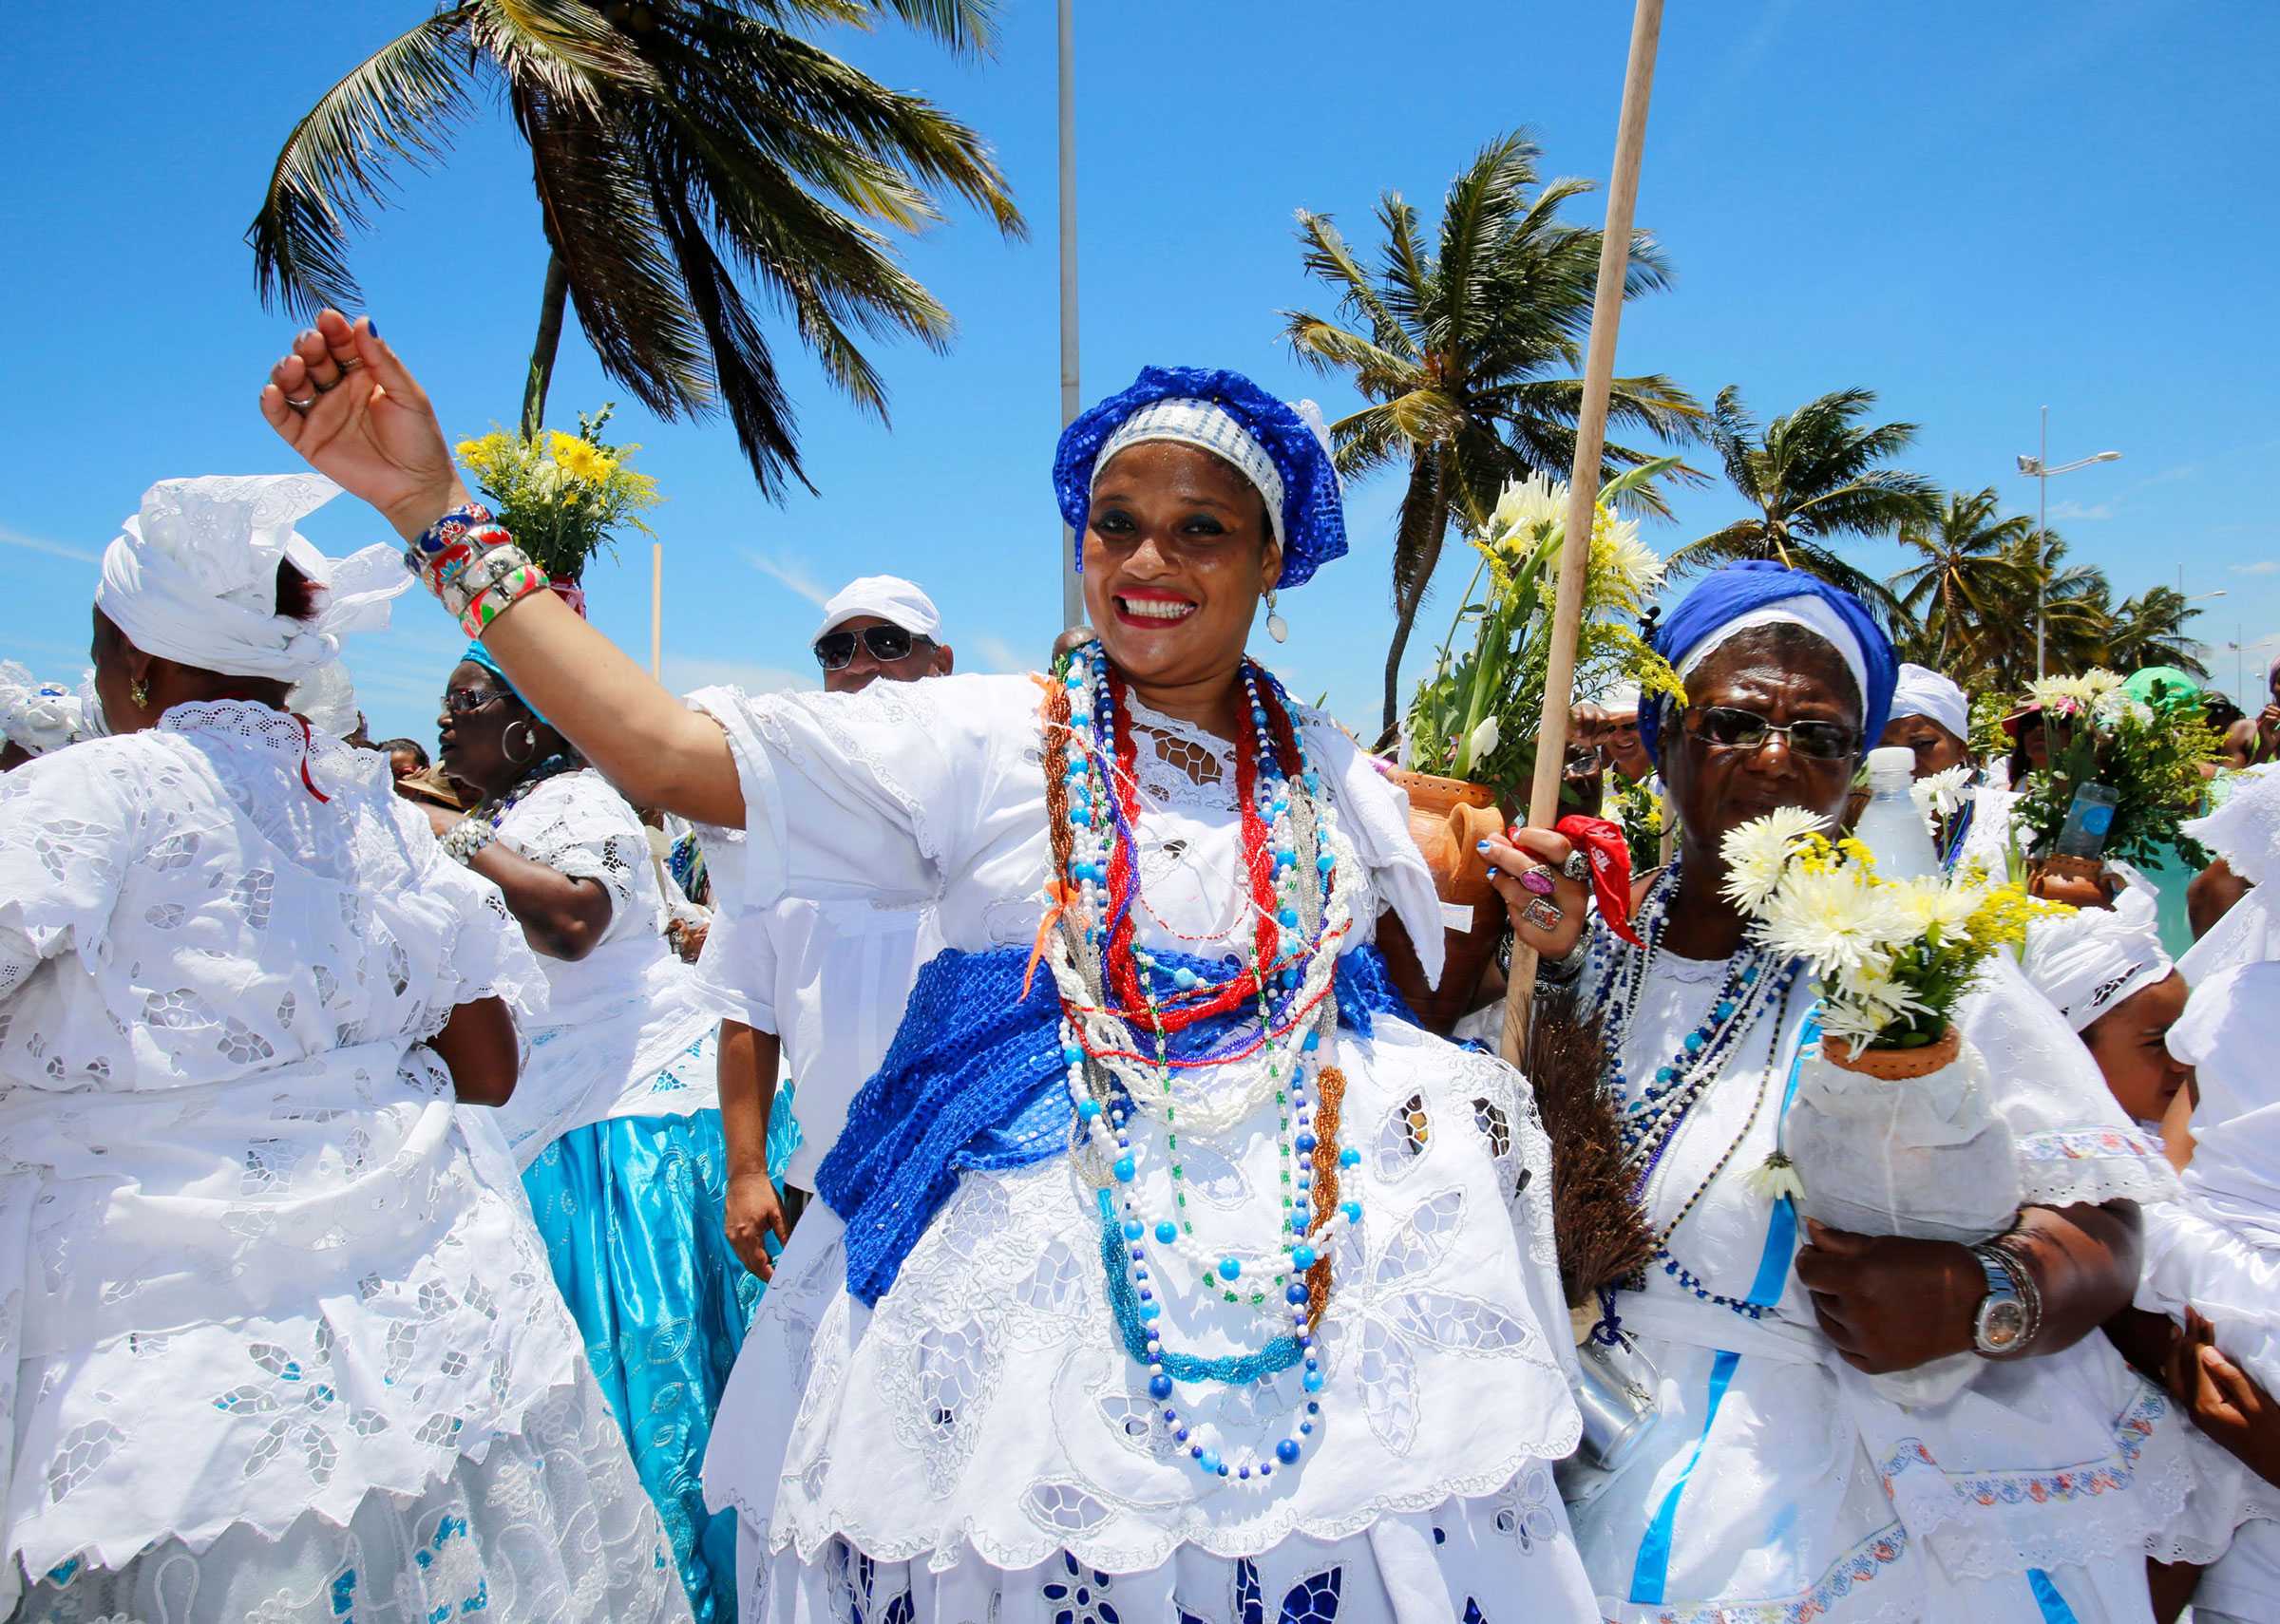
top-left (555, 437), bottom-right (617, 485)
top-left (455, 431), bottom-right (516, 478)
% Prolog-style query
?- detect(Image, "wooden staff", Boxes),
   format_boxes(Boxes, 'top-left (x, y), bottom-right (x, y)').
top-left (650, 540), bottom-right (664, 679)
top-left (1501, 0), bottom-right (1666, 1067)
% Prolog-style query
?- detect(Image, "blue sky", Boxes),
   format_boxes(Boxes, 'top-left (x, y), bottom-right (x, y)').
top-left (5, 0), bottom-right (2276, 747)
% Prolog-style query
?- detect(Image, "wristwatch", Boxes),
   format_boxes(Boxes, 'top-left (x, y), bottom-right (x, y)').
top-left (1968, 1243), bottom-right (2029, 1357)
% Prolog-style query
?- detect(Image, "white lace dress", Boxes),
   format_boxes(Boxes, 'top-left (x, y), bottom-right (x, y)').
top-left (0, 703), bottom-right (685, 1621)
top-left (1568, 945), bottom-right (2203, 1624)
top-left (484, 769), bottom-right (723, 1163)
top-left (689, 672), bottom-right (1597, 1623)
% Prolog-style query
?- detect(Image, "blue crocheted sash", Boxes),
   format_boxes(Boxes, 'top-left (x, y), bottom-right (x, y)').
top-left (815, 942), bottom-right (1417, 1307)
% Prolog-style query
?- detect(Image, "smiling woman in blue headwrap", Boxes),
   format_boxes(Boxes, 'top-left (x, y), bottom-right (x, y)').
top-left (264, 311), bottom-right (1610, 1620)
top-left (1550, 561), bottom-right (2209, 1622)
top-left (422, 633), bottom-right (766, 1623)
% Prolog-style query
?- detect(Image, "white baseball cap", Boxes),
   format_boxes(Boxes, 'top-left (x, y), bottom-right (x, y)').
top-left (813, 575), bottom-right (943, 643)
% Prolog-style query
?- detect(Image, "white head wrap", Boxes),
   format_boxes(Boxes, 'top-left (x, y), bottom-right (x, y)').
top-left (2166, 961), bottom-right (2280, 1246)
top-left (0, 662), bottom-right (90, 756)
top-left (283, 659), bottom-right (364, 741)
top-left (1674, 595), bottom-right (1872, 715)
top-left (813, 575), bottom-right (943, 642)
top-left (93, 475), bottom-right (410, 682)
top-left (2175, 765), bottom-right (2280, 986)
top-left (1091, 397), bottom-right (1336, 552)
top-left (2020, 875), bottom-right (2176, 1032)
top-left (1890, 663), bottom-right (1969, 743)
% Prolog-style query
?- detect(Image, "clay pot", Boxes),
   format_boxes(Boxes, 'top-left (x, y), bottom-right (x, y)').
top-left (2026, 854), bottom-right (2115, 911)
top-left (1821, 1025), bottom-right (1962, 1082)
top-left (1376, 768), bottom-right (1511, 1033)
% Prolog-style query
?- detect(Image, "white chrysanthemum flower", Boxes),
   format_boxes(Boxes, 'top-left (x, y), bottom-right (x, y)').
top-left (1718, 807), bottom-right (1832, 915)
top-left (1742, 1150), bottom-right (1806, 1203)
top-left (1489, 471), bottom-right (1566, 547)
top-left (1755, 865), bottom-right (1912, 978)
top-left (1586, 506), bottom-right (1664, 603)
top-left (1910, 765), bottom-right (1973, 827)
top-left (2080, 669), bottom-right (2124, 700)
top-left (1889, 875), bottom-right (1979, 935)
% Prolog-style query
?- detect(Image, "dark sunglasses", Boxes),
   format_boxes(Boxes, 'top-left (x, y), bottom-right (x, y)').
top-left (441, 687), bottom-right (507, 716)
top-left (813, 625), bottom-right (927, 671)
top-left (1685, 704), bottom-right (1858, 761)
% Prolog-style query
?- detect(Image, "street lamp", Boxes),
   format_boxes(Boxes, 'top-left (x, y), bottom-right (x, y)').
top-left (2016, 406), bottom-right (2122, 679)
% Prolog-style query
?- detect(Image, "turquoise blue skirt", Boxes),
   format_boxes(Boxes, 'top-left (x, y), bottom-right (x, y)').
top-left (521, 1074), bottom-right (798, 1624)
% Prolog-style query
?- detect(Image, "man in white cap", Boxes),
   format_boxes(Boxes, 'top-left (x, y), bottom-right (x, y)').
top-left (695, 574), bottom-right (950, 1598)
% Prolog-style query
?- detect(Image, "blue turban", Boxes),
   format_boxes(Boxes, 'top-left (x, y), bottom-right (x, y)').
top-left (459, 639), bottom-right (553, 729)
top-left (1053, 367), bottom-right (1347, 589)
top-left (1639, 561), bottom-right (1896, 766)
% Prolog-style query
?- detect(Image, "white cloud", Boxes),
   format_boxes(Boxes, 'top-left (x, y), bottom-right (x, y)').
top-left (965, 633), bottom-right (1030, 675)
top-left (0, 524), bottom-right (100, 564)
top-left (744, 549), bottom-right (830, 608)
top-left (660, 655), bottom-right (816, 696)
top-left (2046, 500), bottom-right (2114, 522)
top-left (2230, 560), bottom-right (2280, 576)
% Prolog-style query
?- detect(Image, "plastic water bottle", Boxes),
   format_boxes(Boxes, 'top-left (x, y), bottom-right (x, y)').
top-left (2054, 783), bottom-right (2120, 859)
top-left (1852, 746), bottom-right (1941, 882)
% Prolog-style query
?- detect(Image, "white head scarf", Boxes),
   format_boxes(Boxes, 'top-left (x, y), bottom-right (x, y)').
top-left (0, 662), bottom-right (90, 756)
top-left (2176, 765), bottom-right (2280, 986)
top-left (2020, 875), bottom-right (2176, 1032)
top-left (1091, 396), bottom-right (1336, 553)
top-left (1674, 595), bottom-right (1872, 716)
top-left (94, 475), bottom-right (410, 682)
top-left (1890, 663), bottom-right (1970, 743)
top-left (2167, 961), bottom-right (2280, 1246)
top-left (282, 659), bottom-right (364, 741)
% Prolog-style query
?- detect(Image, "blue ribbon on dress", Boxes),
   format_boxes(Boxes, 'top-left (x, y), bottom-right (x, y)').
top-left (1627, 1010), bottom-right (1819, 1608)
top-left (816, 942), bottom-right (1416, 1308)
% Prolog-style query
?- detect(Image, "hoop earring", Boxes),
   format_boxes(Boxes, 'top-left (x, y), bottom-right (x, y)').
top-left (503, 721), bottom-right (538, 765)
top-left (1264, 587), bottom-right (1288, 644)
top-left (129, 678), bottom-right (150, 708)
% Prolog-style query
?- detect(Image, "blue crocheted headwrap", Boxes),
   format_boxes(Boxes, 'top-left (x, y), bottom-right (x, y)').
top-left (1053, 366), bottom-right (1347, 589)
top-left (458, 639), bottom-right (553, 730)
top-left (1639, 561), bottom-right (1896, 767)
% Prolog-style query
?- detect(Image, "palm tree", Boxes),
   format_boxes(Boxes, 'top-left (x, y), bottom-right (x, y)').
top-left (250, 0), bottom-right (1024, 497)
top-left (2106, 585), bottom-right (2212, 678)
top-left (1974, 528), bottom-right (2112, 692)
top-left (1280, 132), bottom-right (1702, 742)
top-left (1670, 387), bottom-right (1938, 617)
top-left (1889, 487), bottom-right (2036, 672)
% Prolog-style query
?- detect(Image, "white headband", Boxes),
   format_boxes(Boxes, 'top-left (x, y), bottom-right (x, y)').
top-left (1890, 663), bottom-right (1969, 743)
top-left (93, 474), bottom-right (409, 683)
top-left (1676, 596), bottom-right (1871, 715)
top-left (2021, 878), bottom-right (2175, 1032)
top-left (1092, 398), bottom-right (1288, 546)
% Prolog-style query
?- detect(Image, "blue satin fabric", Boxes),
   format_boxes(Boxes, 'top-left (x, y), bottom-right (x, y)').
top-left (817, 941), bottom-right (1416, 1310)
top-left (521, 1073), bottom-right (797, 1624)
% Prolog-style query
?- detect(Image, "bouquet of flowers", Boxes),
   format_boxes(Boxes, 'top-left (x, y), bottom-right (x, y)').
top-left (454, 405), bottom-right (663, 583)
top-left (1403, 461), bottom-right (1682, 809)
top-left (1722, 811), bottom-right (2062, 1404)
top-left (2010, 670), bottom-right (2218, 874)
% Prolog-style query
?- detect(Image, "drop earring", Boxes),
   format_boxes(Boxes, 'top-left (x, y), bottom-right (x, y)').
top-left (129, 678), bottom-right (149, 708)
top-left (1264, 588), bottom-right (1288, 644)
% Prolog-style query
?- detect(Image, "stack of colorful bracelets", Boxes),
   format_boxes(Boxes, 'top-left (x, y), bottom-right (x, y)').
top-left (404, 502), bottom-right (552, 638)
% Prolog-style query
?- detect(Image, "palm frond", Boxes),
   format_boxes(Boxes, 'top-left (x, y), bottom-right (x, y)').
top-left (247, 13), bottom-right (474, 314)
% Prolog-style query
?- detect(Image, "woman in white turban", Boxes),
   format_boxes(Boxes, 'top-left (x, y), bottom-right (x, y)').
top-left (1882, 661), bottom-right (1987, 870)
top-left (2021, 877), bottom-right (2190, 1132)
top-left (0, 476), bottom-right (686, 1622)
top-left (0, 663), bottom-right (92, 771)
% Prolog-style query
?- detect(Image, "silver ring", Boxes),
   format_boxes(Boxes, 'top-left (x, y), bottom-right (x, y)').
top-left (1562, 850), bottom-right (1591, 883)
top-left (285, 395), bottom-right (316, 409)
top-left (336, 354), bottom-right (363, 371)
top-left (1521, 897), bottom-right (1566, 934)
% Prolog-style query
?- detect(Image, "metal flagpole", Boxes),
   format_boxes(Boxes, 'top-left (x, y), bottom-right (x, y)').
top-left (1500, 0), bottom-right (1666, 1067)
top-left (1057, 0), bottom-right (1085, 628)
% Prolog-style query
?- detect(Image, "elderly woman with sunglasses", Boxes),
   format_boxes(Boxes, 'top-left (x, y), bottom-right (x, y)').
top-left (421, 635), bottom-right (762, 1624)
top-left (1550, 563), bottom-right (2199, 1623)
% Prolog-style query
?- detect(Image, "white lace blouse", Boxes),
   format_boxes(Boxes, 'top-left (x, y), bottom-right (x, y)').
top-left (0, 704), bottom-right (587, 1598)
top-left (481, 767), bottom-right (721, 1162)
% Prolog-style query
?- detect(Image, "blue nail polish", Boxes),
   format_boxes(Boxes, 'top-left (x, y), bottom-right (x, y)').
top-left (1475, 840), bottom-right (1491, 852)
top-left (1486, 866), bottom-right (1500, 878)
top-left (365, 317), bottom-right (380, 338)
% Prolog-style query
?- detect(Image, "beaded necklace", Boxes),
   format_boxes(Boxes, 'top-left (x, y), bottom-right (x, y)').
top-left (467, 753), bottom-right (579, 829)
top-left (1591, 863), bottom-right (1808, 1322)
top-left (1041, 642), bottom-right (1361, 1487)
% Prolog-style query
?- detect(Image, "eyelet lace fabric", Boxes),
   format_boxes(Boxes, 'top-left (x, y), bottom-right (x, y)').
top-left (0, 705), bottom-right (665, 1610)
top-left (687, 674), bottom-right (1586, 1611)
top-left (481, 769), bottom-right (723, 1166)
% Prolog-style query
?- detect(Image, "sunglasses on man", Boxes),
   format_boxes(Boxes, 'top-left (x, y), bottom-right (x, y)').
top-left (813, 624), bottom-right (931, 671)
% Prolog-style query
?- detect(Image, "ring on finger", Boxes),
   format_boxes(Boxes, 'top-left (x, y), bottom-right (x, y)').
top-left (285, 395), bottom-right (317, 409)
top-left (336, 355), bottom-right (363, 372)
top-left (311, 375), bottom-right (341, 394)
top-left (1520, 897), bottom-right (1564, 933)
top-left (1518, 867), bottom-right (1555, 897)
top-left (1562, 850), bottom-right (1591, 883)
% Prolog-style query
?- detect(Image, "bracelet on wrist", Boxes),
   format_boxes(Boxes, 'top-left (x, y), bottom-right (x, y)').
top-left (1988, 1232), bottom-right (2046, 1350)
top-left (439, 818), bottom-right (498, 867)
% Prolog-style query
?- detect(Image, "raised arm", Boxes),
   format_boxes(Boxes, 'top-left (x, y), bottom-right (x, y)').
top-left (257, 310), bottom-right (742, 825)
